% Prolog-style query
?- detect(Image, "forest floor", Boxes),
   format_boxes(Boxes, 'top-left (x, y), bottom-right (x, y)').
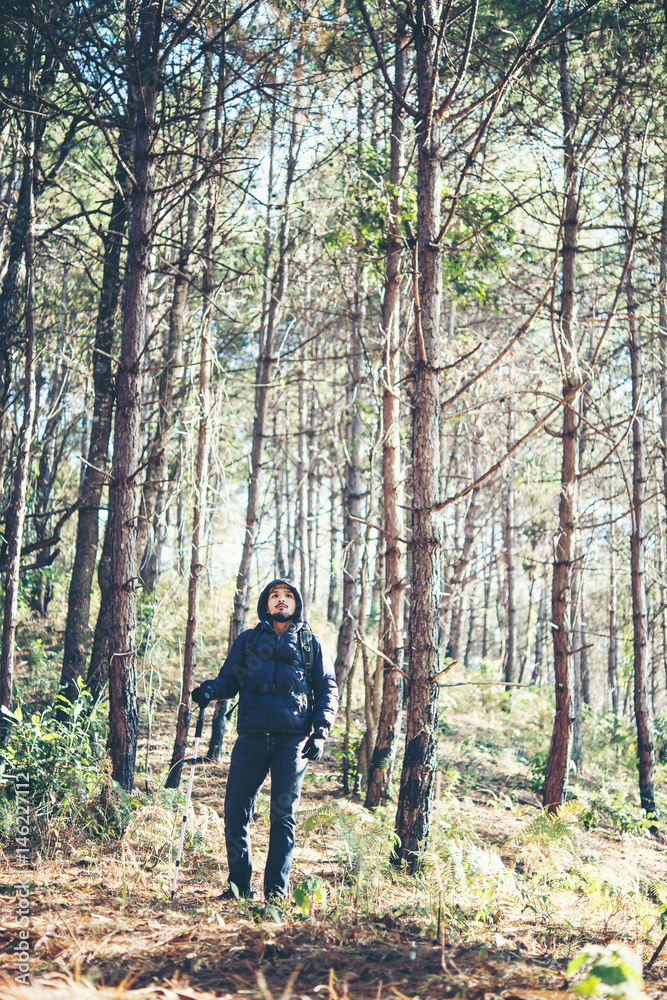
top-left (2, 617), bottom-right (667, 999)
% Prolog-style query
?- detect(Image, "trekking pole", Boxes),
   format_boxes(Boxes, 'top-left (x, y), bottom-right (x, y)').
top-left (171, 704), bottom-right (205, 900)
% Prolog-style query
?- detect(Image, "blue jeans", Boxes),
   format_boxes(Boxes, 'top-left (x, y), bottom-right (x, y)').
top-left (224, 732), bottom-right (308, 898)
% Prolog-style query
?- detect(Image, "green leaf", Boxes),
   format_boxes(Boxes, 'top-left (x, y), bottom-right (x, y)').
top-left (292, 885), bottom-right (309, 914)
top-left (568, 945), bottom-right (647, 998)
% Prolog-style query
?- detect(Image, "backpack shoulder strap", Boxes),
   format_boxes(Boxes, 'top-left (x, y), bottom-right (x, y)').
top-left (298, 623), bottom-right (314, 688)
top-left (239, 622), bottom-right (264, 686)
top-left (226, 622), bottom-right (265, 720)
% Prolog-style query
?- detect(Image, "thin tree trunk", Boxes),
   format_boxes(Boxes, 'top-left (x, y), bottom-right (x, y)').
top-left (503, 405), bottom-right (517, 688)
top-left (139, 53), bottom-right (213, 592)
top-left (0, 60), bottom-right (36, 732)
top-left (297, 345), bottom-right (309, 613)
top-left (274, 410), bottom-right (286, 578)
top-left (307, 362), bottom-right (319, 605)
top-left (660, 156), bottom-right (667, 538)
top-left (364, 142), bottom-right (407, 803)
top-left (608, 499), bottom-right (619, 712)
top-left (482, 525), bottom-right (495, 661)
top-left (107, 0), bottom-right (162, 790)
top-left (286, 406), bottom-right (295, 580)
top-left (543, 29), bottom-right (580, 812)
top-left (0, 125), bottom-right (18, 288)
top-left (355, 500), bottom-right (375, 796)
top-left (570, 533), bottom-right (583, 767)
top-left (166, 276), bottom-right (211, 787)
top-left (656, 504), bottom-right (667, 705)
top-left (394, 0), bottom-right (444, 871)
top-left (447, 425), bottom-right (482, 662)
top-left (464, 590), bottom-right (476, 669)
top-left (328, 441), bottom-right (342, 623)
top-left (167, 39), bottom-right (220, 784)
top-left (86, 516), bottom-right (112, 705)
top-left (579, 571), bottom-right (590, 705)
top-left (30, 271), bottom-right (71, 617)
top-left (59, 152), bottom-right (129, 712)
top-left (334, 73), bottom-right (368, 694)
top-left (333, 290), bottom-right (366, 691)
top-left (620, 129), bottom-right (656, 823)
top-left (658, 148), bottom-right (667, 700)
top-left (518, 572), bottom-right (535, 685)
top-left (575, 386), bottom-right (591, 713)
top-left (532, 573), bottom-right (547, 685)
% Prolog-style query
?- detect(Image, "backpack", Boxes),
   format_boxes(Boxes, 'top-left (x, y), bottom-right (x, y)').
top-left (225, 622), bottom-right (314, 720)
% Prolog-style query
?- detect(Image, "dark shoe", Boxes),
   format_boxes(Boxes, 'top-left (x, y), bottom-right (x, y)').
top-left (218, 885), bottom-right (253, 900)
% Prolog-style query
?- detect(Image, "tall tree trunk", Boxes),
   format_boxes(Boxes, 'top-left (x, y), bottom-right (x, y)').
top-left (107, 0), bottom-right (162, 790)
top-left (0, 125), bottom-right (18, 287)
top-left (481, 524), bottom-right (495, 661)
top-left (658, 150), bottom-right (667, 700)
top-left (394, 0), bottom-right (443, 871)
top-left (86, 516), bottom-right (112, 705)
top-left (543, 29), bottom-right (581, 812)
top-left (167, 41), bottom-right (219, 786)
top-left (572, 384), bottom-right (591, 748)
top-left (518, 571), bottom-right (534, 685)
top-left (0, 173), bottom-right (28, 412)
top-left (138, 52), bottom-right (213, 592)
top-left (0, 59), bottom-right (36, 732)
top-left (579, 568), bottom-right (590, 705)
top-left (656, 505), bottom-right (667, 704)
top-left (608, 499), bottom-right (619, 712)
top-left (273, 410), bottom-right (286, 578)
top-left (333, 285), bottom-right (366, 691)
top-left (334, 72), bottom-right (368, 693)
top-left (503, 405), bottom-right (517, 688)
top-left (620, 129), bottom-right (656, 823)
top-left (570, 529), bottom-right (584, 767)
top-left (327, 456), bottom-right (342, 623)
top-left (166, 269), bottom-right (212, 788)
top-left (660, 158), bottom-right (667, 542)
top-left (365, 19), bottom-right (407, 808)
top-left (464, 587), bottom-right (477, 669)
top-left (307, 363), bottom-right (319, 605)
top-left (59, 151), bottom-right (129, 712)
top-left (297, 345), bottom-right (309, 612)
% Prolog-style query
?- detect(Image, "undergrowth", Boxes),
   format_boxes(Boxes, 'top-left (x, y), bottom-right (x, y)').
top-left (1, 685), bottom-right (108, 847)
top-left (2, 606), bottom-right (666, 970)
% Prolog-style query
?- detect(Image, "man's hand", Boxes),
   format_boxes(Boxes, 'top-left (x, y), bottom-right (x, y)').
top-left (302, 734), bottom-right (325, 761)
top-left (191, 683), bottom-right (214, 707)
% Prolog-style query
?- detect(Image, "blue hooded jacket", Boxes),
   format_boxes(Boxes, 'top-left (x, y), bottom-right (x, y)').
top-left (203, 579), bottom-right (339, 738)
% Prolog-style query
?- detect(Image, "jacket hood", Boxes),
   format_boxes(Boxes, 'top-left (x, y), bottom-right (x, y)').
top-left (257, 578), bottom-right (303, 626)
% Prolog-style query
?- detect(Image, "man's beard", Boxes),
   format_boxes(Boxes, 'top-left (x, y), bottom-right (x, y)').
top-left (270, 611), bottom-right (293, 623)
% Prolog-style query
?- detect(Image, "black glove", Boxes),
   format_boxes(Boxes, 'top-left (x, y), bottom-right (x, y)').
top-left (302, 734), bottom-right (325, 761)
top-left (191, 682), bottom-right (214, 707)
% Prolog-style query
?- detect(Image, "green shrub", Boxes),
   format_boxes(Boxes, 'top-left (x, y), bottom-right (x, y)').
top-left (1, 685), bottom-right (109, 845)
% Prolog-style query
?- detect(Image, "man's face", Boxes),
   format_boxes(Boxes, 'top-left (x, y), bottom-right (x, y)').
top-left (267, 585), bottom-right (297, 623)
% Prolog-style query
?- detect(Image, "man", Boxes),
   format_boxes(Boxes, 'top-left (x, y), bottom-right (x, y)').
top-left (191, 578), bottom-right (338, 901)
